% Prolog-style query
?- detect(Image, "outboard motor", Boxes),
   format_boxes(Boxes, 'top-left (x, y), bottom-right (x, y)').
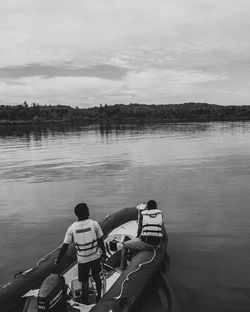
top-left (37, 274), bottom-right (67, 312)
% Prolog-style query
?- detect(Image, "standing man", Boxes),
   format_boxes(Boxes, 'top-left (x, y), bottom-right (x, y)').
top-left (120, 200), bottom-right (163, 269)
top-left (55, 203), bottom-right (106, 304)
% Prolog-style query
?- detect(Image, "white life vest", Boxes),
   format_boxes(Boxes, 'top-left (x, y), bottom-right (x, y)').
top-left (141, 209), bottom-right (163, 237)
top-left (72, 220), bottom-right (100, 259)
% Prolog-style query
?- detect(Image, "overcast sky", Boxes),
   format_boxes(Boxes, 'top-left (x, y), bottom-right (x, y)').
top-left (0, 0), bottom-right (250, 107)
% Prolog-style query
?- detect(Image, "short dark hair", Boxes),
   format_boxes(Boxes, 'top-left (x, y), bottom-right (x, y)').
top-left (74, 203), bottom-right (89, 220)
top-left (147, 200), bottom-right (157, 210)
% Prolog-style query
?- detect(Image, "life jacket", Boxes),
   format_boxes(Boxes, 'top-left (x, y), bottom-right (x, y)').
top-left (72, 220), bottom-right (100, 259)
top-left (141, 209), bottom-right (163, 237)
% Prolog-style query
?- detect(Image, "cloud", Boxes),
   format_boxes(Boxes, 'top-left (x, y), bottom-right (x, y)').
top-left (0, 0), bottom-right (250, 106)
top-left (1, 0), bottom-right (250, 68)
top-left (0, 67), bottom-right (228, 106)
top-left (0, 75), bottom-right (124, 106)
top-left (120, 68), bottom-right (229, 104)
top-left (0, 64), bottom-right (127, 80)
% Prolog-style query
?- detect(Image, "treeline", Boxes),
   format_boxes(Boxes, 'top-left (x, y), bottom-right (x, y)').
top-left (1, 102), bottom-right (250, 124)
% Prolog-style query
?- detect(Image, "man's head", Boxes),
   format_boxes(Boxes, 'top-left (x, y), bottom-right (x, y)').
top-left (147, 200), bottom-right (157, 210)
top-left (74, 203), bottom-right (89, 220)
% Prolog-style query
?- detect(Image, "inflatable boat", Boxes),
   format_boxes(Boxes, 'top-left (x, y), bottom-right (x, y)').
top-left (0, 207), bottom-right (169, 312)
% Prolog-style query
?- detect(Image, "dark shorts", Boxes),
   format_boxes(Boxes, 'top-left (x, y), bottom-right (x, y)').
top-left (78, 258), bottom-right (102, 282)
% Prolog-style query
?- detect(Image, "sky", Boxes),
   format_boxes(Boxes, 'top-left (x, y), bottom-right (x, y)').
top-left (0, 0), bottom-right (250, 107)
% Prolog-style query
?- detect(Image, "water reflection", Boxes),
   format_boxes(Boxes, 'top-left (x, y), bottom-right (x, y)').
top-left (1, 120), bottom-right (250, 142)
top-left (1, 121), bottom-right (250, 311)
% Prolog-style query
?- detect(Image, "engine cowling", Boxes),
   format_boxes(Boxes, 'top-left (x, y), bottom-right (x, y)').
top-left (37, 274), bottom-right (67, 312)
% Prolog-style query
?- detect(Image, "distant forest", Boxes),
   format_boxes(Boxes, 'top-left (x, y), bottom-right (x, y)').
top-left (1, 102), bottom-right (250, 124)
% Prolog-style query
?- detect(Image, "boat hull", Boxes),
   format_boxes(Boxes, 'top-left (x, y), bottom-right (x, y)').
top-left (0, 207), bottom-right (168, 312)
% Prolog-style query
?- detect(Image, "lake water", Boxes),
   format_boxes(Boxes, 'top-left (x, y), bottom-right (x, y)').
top-left (0, 121), bottom-right (250, 311)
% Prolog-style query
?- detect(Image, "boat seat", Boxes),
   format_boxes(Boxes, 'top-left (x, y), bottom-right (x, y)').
top-left (104, 250), bottom-right (122, 270)
top-left (71, 279), bottom-right (82, 301)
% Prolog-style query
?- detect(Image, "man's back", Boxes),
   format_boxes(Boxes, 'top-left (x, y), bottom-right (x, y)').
top-left (64, 219), bottom-right (103, 263)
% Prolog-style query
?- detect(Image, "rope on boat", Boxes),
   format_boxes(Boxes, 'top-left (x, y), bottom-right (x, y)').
top-left (100, 214), bottom-right (110, 223)
top-left (113, 248), bottom-right (157, 301)
top-left (13, 246), bottom-right (60, 279)
top-left (36, 246), bottom-right (60, 267)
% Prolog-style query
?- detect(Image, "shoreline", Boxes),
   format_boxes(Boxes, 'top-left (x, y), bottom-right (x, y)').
top-left (1, 116), bottom-right (250, 126)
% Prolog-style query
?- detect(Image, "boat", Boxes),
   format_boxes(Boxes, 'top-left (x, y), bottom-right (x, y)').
top-left (0, 207), bottom-right (169, 312)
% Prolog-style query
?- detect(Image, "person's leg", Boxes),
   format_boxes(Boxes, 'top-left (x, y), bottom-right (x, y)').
top-left (120, 238), bottom-right (141, 270)
top-left (124, 237), bottom-right (154, 252)
top-left (120, 238), bottom-right (157, 269)
top-left (120, 244), bottom-right (128, 270)
top-left (78, 263), bottom-right (90, 304)
top-left (90, 258), bottom-right (102, 301)
top-left (81, 281), bottom-right (89, 303)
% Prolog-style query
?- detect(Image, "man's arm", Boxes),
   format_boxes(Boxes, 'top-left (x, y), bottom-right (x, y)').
top-left (137, 215), bottom-right (143, 237)
top-left (55, 225), bottom-right (73, 265)
top-left (95, 222), bottom-right (106, 259)
top-left (55, 243), bottom-right (69, 264)
top-left (97, 237), bottom-right (106, 258)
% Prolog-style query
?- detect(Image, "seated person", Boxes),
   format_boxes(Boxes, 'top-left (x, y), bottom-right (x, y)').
top-left (120, 200), bottom-right (163, 269)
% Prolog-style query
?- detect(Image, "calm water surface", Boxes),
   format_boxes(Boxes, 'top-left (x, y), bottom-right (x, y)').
top-left (0, 122), bottom-right (250, 311)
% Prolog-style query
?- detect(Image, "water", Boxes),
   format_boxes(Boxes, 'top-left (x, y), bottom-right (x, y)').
top-left (0, 121), bottom-right (250, 311)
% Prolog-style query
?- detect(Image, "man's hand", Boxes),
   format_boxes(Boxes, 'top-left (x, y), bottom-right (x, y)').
top-left (137, 203), bottom-right (147, 211)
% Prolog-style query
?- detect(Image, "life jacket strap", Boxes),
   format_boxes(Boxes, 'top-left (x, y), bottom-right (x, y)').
top-left (74, 239), bottom-right (98, 251)
top-left (142, 229), bottom-right (162, 234)
top-left (76, 246), bottom-right (99, 257)
top-left (75, 238), bottom-right (98, 247)
top-left (141, 223), bottom-right (162, 228)
top-left (75, 244), bottom-right (98, 252)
